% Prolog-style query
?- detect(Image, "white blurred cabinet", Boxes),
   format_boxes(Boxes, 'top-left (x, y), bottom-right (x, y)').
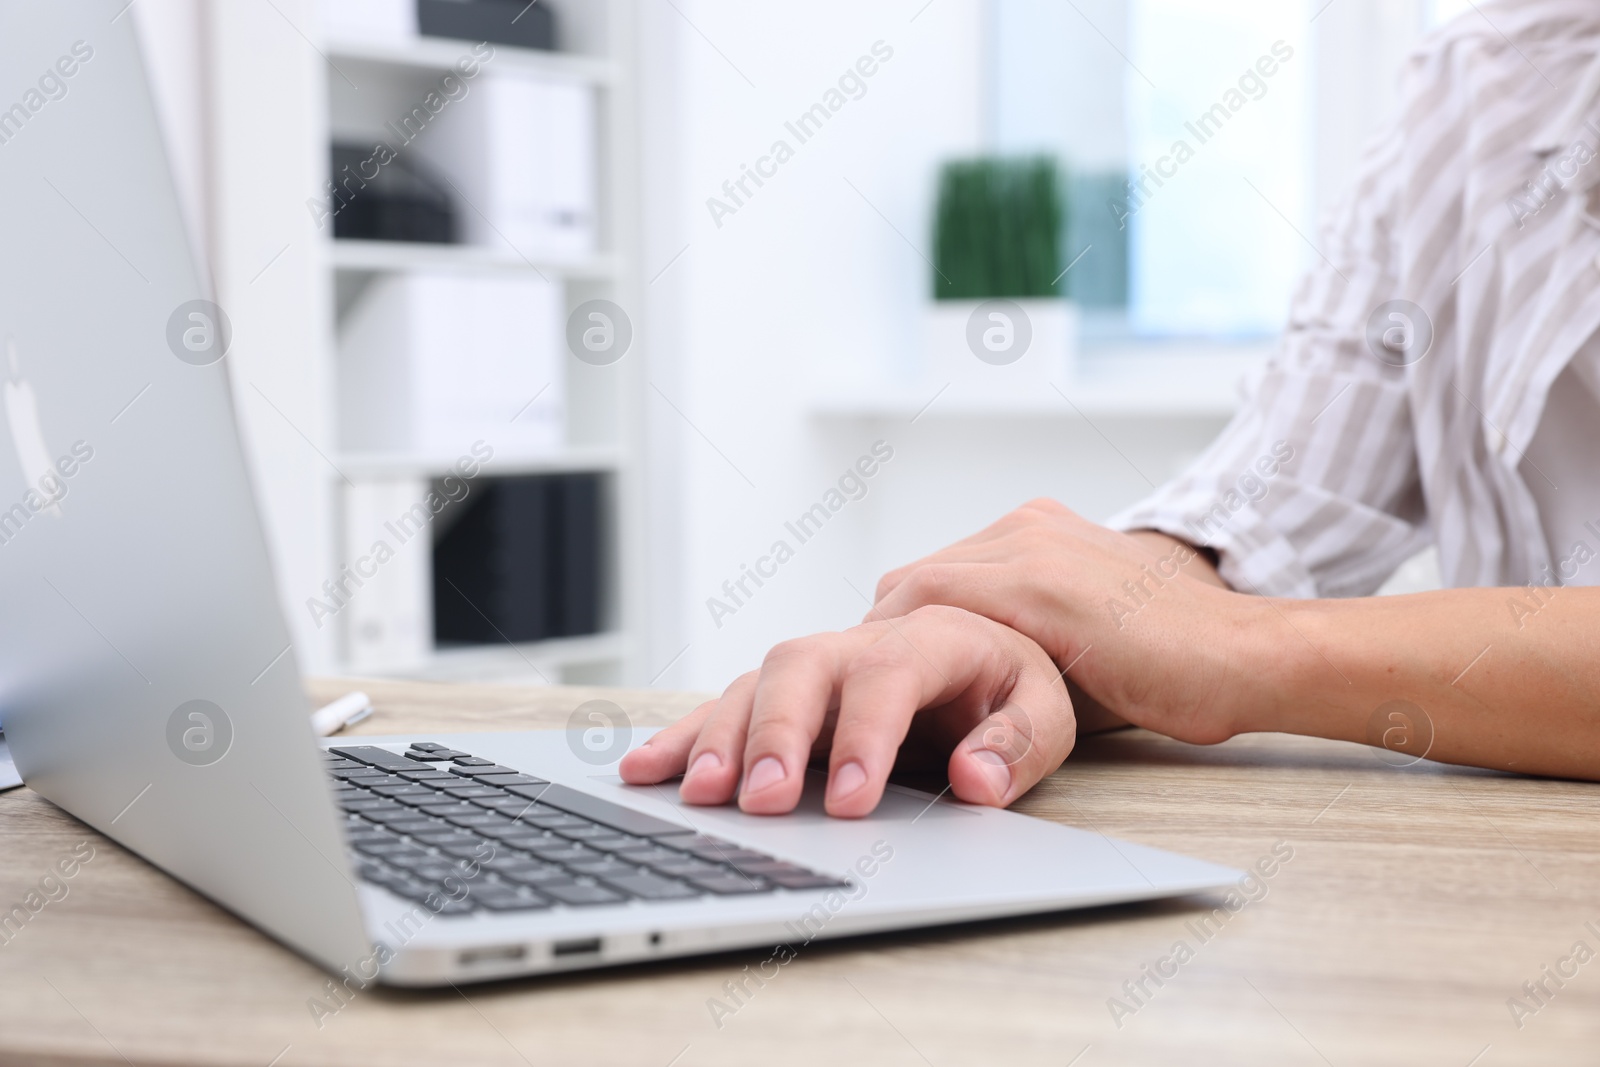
top-left (206, 0), bottom-right (644, 685)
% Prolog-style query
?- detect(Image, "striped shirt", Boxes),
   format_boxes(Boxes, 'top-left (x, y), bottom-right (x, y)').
top-left (1112, 0), bottom-right (1600, 597)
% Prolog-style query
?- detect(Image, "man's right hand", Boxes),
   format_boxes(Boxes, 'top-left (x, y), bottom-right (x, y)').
top-left (866, 499), bottom-right (1267, 747)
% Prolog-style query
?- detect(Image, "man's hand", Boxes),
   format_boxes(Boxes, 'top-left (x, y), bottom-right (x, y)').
top-left (868, 499), bottom-right (1265, 747)
top-left (619, 606), bottom-right (1077, 817)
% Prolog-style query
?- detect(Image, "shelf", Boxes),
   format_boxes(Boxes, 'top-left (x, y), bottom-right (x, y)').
top-left (327, 38), bottom-right (618, 85)
top-left (397, 631), bottom-right (629, 684)
top-left (339, 446), bottom-right (623, 480)
top-left (811, 343), bottom-right (1270, 420)
top-left (329, 239), bottom-right (619, 278)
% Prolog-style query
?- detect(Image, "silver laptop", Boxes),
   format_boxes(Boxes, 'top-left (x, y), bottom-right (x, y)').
top-left (0, 2), bottom-right (1239, 986)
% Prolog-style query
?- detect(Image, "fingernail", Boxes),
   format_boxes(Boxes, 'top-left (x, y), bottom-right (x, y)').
top-left (829, 760), bottom-right (867, 801)
top-left (686, 751), bottom-right (721, 780)
top-left (970, 748), bottom-right (1012, 798)
top-left (744, 756), bottom-right (786, 794)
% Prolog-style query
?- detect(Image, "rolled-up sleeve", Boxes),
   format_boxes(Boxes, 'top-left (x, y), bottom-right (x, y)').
top-left (1109, 120), bottom-right (1430, 598)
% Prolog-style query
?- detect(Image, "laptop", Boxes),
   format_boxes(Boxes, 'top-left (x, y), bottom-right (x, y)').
top-left (0, 2), bottom-right (1240, 986)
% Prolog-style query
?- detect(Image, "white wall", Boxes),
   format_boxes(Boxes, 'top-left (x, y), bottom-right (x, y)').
top-left (641, 0), bottom-right (989, 689)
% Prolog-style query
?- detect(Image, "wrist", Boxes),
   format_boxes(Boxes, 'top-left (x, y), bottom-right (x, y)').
top-left (1227, 595), bottom-right (1365, 741)
top-left (1126, 529), bottom-right (1229, 589)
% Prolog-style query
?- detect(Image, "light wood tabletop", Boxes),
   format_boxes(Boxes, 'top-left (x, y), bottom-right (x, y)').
top-left (2, 678), bottom-right (1598, 1066)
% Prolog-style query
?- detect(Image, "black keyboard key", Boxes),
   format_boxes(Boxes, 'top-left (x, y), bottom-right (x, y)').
top-left (329, 766), bottom-right (380, 780)
top-left (386, 818), bottom-right (446, 835)
top-left (330, 746), bottom-right (436, 772)
top-left (441, 785), bottom-right (506, 799)
top-left (441, 841), bottom-right (497, 860)
top-left (511, 784), bottom-right (693, 838)
top-left (398, 769), bottom-right (459, 782)
top-left (445, 813), bottom-right (514, 832)
top-left (410, 860), bottom-right (476, 882)
top-left (468, 795), bottom-right (537, 813)
top-left (413, 831), bottom-right (482, 848)
top-left (448, 765), bottom-right (529, 779)
top-left (370, 784), bottom-right (446, 799)
top-left (408, 742), bottom-right (448, 752)
top-left (598, 873), bottom-right (701, 901)
top-left (611, 845), bottom-right (690, 865)
top-left (401, 751), bottom-right (455, 762)
top-left (647, 857), bottom-right (724, 877)
top-left (472, 773), bottom-right (547, 787)
top-left (500, 865), bottom-right (576, 888)
top-left (395, 793), bottom-right (456, 810)
top-left (451, 757), bottom-right (497, 767)
top-left (730, 860), bottom-right (820, 877)
top-left (687, 848), bottom-right (775, 868)
top-left (584, 834), bottom-right (646, 852)
top-left (473, 822), bottom-right (544, 843)
top-left (539, 882), bottom-right (627, 907)
top-left (766, 870), bottom-right (853, 890)
top-left (522, 842), bottom-right (601, 864)
top-left (657, 834), bottom-right (738, 856)
top-left (364, 807), bottom-right (426, 825)
top-left (346, 774), bottom-right (406, 788)
top-left (564, 858), bottom-right (641, 878)
top-left (469, 885), bottom-right (551, 911)
top-left (687, 873), bottom-right (775, 895)
top-left (414, 802), bottom-right (483, 819)
top-left (516, 812), bottom-right (592, 831)
top-left (552, 824), bottom-right (622, 842)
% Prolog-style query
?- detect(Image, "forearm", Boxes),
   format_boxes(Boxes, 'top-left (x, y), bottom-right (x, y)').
top-left (1240, 587), bottom-right (1600, 779)
top-left (1125, 530), bottom-right (1230, 589)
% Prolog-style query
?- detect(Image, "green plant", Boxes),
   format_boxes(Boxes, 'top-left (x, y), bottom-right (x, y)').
top-left (931, 156), bottom-right (1064, 300)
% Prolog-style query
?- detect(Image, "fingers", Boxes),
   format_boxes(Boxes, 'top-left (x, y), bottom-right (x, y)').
top-left (947, 657), bottom-right (1077, 807)
top-left (617, 700), bottom-right (714, 785)
top-left (623, 608), bottom-right (1077, 819)
top-left (825, 606), bottom-right (1073, 816)
top-left (736, 636), bottom-right (853, 814)
top-left (678, 671), bottom-right (761, 805)
top-left (826, 609), bottom-right (985, 816)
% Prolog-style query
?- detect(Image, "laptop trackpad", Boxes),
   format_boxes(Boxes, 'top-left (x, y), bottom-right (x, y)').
top-left (603, 771), bottom-right (976, 823)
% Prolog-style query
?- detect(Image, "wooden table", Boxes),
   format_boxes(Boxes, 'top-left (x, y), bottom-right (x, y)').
top-left (2, 678), bottom-right (1598, 1066)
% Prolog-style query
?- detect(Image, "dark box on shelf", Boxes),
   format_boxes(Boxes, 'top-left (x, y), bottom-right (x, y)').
top-left (329, 144), bottom-right (455, 244)
top-left (416, 0), bottom-right (556, 51)
top-left (432, 473), bottom-right (604, 646)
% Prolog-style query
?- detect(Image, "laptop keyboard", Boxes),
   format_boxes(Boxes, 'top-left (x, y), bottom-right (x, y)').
top-left (326, 742), bottom-right (850, 914)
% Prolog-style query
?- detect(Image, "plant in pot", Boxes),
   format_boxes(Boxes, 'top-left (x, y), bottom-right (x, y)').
top-left (925, 156), bottom-right (1078, 387)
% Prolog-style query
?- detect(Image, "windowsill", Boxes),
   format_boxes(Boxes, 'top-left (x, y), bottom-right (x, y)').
top-left (811, 338), bottom-right (1274, 420)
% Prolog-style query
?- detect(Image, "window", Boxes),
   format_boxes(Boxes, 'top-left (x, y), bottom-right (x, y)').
top-left (992, 0), bottom-right (1446, 343)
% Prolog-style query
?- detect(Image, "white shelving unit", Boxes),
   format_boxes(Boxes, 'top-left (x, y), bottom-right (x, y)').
top-left (328, 238), bottom-right (621, 278)
top-left (208, 0), bottom-right (643, 687)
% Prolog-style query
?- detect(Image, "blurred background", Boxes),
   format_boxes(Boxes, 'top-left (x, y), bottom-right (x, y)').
top-left (128, 0), bottom-right (1467, 693)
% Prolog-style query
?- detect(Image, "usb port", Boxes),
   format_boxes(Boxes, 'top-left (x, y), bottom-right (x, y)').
top-left (551, 937), bottom-right (603, 958)
top-left (458, 944), bottom-right (527, 966)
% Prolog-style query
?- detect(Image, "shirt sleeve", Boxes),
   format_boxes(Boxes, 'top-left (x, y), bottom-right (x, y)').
top-left (1108, 120), bottom-right (1430, 599)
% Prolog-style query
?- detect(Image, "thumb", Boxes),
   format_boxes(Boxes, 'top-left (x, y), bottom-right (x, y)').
top-left (946, 674), bottom-right (1075, 807)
